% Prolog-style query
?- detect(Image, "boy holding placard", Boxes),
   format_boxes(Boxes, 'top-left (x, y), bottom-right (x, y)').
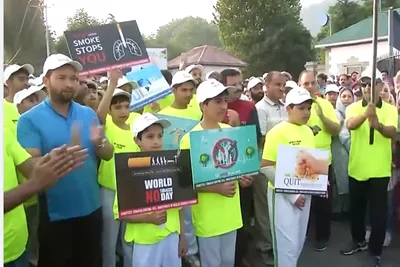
top-left (117, 113), bottom-right (188, 267)
top-left (260, 87), bottom-right (316, 267)
top-left (180, 79), bottom-right (253, 267)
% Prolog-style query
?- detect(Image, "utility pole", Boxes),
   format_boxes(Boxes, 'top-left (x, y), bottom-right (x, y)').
top-left (31, 2), bottom-right (51, 56)
top-left (44, 4), bottom-right (50, 56)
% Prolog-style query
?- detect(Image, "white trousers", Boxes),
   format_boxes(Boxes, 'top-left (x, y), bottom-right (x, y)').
top-left (132, 233), bottom-right (181, 267)
top-left (268, 187), bottom-right (311, 267)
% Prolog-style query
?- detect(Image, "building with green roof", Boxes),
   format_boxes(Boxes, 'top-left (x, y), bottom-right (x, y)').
top-left (315, 8), bottom-right (400, 75)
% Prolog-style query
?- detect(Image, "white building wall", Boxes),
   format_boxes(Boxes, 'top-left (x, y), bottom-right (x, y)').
top-left (326, 40), bottom-right (398, 75)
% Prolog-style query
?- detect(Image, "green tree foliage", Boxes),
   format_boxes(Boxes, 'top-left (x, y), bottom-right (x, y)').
top-left (54, 8), bottom-right (106, 56)
top-left (316, 0), bottom-right (366, 42)
top-left (361, 0), bottom-right (400, 13)
top-left (214, 0), bottom-right (314, 78)
top-left (315, 0), bottom-right (400, 63)
top-left (144, 17), bottom-right (222, 60)
top-left (4, 0), bottom-right (47, 72)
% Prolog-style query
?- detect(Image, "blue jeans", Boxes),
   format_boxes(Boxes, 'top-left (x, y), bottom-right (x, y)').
top-left (183, 206), bottom-right (198, 255)
top-left (5, 251), bottom-right (28, 267)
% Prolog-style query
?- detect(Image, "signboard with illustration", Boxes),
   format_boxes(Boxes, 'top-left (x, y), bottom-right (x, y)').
top-left (274, 144), bottom-right (329, 196)
top-left (155, 114), bottom-right (199, 150)
top-left (64, 20), bottom-right (149, 76)
top-left (115, 150), bottom-right (197, 217)
top-left (125, 64), bottom-right (171, 111)
top-left (189, 125), bottom-right (259, 188)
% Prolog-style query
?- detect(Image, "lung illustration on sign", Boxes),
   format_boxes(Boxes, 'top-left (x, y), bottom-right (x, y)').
top-left (113, 23), bottom-right (143, 61)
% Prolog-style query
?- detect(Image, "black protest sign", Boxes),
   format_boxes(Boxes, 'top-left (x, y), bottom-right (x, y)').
top-left (115, 149), bottom-right (197, 217)
top-left (64, 20), bottom-right (150, 76)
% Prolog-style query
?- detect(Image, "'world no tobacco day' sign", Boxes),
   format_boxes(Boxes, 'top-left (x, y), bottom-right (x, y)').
top-left (64, 20), bottom-right (150, 76)
top-left (115, 150), bottom-right (198, 217)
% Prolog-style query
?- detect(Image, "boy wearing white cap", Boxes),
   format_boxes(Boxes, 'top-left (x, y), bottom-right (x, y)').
top-left (14, 86), bottom-right (42, 114)
top-left (117, 113), bottom-right (187, 267)
top-left (4, 63), bottom-right (34, 135)
top-left (159, 70), bottom-right (201, 267)
top-left (261, 87), bottom-right (318, 267)
top-left (325, 84), bottom-right (340, 107)
top-left (180, 79), bottom-right (253, 267)
top-left (97, 76), bottom-right (139, 267)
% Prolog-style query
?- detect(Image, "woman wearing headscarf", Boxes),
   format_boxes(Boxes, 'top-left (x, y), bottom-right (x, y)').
top-left (331, 87), bottom-right (354, 220)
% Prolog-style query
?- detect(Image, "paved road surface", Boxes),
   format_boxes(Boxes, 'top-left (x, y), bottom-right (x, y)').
top-left (298, 221), bottom-right (399, 267)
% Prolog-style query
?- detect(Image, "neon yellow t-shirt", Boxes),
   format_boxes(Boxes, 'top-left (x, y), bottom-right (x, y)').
top-left (262, 121), bottom-right (316, 163)
top-left (4, 100), bottom-right (20, 136)
top-left (346, 100), bottom-right (398, 181)
top-left (4, 128), bottom-right (30, 263)
top-left (143, 94), bottom-right (175, 113)
top-left (307, 97), bottom-right (338, 164)
top-left (158, 106), bottom-right (202, 121)
top-left (98, 122), bottom-right (139, 190)
top-left (106, 111), bottom-right (141, 127)
top-left (113, 181), bottom-right (180, 245)
top-left (180, 123), bottom-right (243, 237)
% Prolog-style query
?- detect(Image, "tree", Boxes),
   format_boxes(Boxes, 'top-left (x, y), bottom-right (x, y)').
top-left (144, 17), bottom-right (222, 60)
top-left (214, 0), bottom-right (314, 78)
top-left (4, 0), bottom-right (48, 72)
top-left (361, 0), bottom-right (400, 13)
top-left (54, 8), bottom-right (106, 55)
top-left (315, 0), bottom-right (400, 63)
top-left (316, 0), bottom-right (366, 42)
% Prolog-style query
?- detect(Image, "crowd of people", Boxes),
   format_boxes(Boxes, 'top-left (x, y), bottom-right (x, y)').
top-left (4, 51), bottom-right (400, 267)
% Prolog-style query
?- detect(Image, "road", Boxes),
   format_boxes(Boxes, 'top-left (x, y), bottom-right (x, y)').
top-left (298, 221), bottom-right (400, 267)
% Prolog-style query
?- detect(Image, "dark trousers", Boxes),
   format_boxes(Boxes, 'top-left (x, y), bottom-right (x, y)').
top-left (349, 177), bottom-right (389, 256)
top-left (235, 186), bottom-right (253, 265)
top-left (311, 165), bottom-right (333, 242)
top-left (37, 208), bottom-right (103, 267)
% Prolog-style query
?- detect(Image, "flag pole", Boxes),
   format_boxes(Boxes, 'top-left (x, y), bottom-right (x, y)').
top-left (369, 0), bottom-right (379, 145)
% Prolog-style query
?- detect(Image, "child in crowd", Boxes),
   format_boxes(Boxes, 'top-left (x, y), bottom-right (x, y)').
top-left (180, 79), bottom-right (253, 267)
top-left (118, 113), bottom-right (187, 267)
top-left (261, 87), bottom-right (318, 267)
top-left (98, 87), bottom-right (139, 267)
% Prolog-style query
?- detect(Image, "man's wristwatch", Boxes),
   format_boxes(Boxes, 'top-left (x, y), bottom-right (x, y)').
top-left (97, 138), bottom-right (107, 148)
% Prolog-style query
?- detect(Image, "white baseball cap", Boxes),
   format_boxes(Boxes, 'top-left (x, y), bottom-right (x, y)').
top-left (13, 86), bottom-right (42, 105)
top-left (285, 80), bottom-right (298, 89)
top-left (247, 77), bottom-right (263, 91)
top-left (196, 79), bottom-right (234, 104)
top-left (99, 77), bottom-right (108, 83)
top-left (132, 113), bottom-right (171, 137)
top-left (43, 54), bottom-right (82, 75)
top-left (325, 84), bottom-right (340, 94)
top-left (117, 76), bottom-right (139, 90)
top-left (112, 88), bottom-right (131, 100)
top-left (360, 66), bottom-right (383, 81)
top-left (185, 64), bottom-right (204, 74)
top-left (171, 71), bottom-right (196, 88)
top-left (281, 71), bottom-right (292, 80)
top-left (284, 87), bottom-right (313, 107)
top-left (4, 64), bottom-right (34, 81)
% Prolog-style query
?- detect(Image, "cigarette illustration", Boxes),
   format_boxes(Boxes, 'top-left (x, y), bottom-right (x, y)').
top-left (128, 157), bottom-right (151, 168)
top-left (127, 156), bottom-right (176, 168)
top-left (116, 23), bottom-right (127, 48)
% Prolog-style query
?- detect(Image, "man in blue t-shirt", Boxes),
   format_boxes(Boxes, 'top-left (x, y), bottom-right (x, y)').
top-left (17, 54), bottom-right (114, 267)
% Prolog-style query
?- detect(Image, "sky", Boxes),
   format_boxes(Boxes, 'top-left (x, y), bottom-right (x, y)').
top-left (47, 0), bottom-right (325, 37)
